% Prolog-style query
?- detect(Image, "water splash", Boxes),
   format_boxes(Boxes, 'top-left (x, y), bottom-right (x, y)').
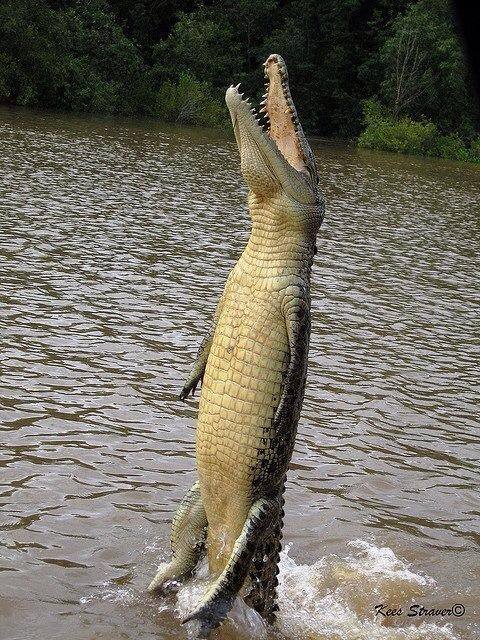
top-left (174, 540), bottom-right (458, 640)
top-left (175, 560), bottom-right (268, 639)
top-left (79, 580), bottom-right (137, 606)
top-left (78, 540), bottom-right (459, 639)
top-left (275, 541), bottom-right (457, 640)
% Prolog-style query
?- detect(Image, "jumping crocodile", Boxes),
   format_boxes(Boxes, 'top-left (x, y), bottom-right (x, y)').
top-left (148, 54), bottom-right (324, 637)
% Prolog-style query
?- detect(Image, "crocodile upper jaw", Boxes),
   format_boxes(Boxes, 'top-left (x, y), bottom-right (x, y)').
top-left (225, 54), bottom-right (319, 205)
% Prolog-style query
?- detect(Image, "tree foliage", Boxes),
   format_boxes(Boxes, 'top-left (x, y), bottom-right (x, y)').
top-left (0, 0), bottom-right (478, 147)
top-left (0, 0), bottom-right (148, 114)
top-left (379, 0), bottom-right (476, 137)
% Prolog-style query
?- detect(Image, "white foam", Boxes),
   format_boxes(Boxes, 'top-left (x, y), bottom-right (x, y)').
top-left (80, 540), bottom-right (460, 640)
top-left (176, 540), bottom-right (458, 640)
top-left (275, 541), bottom-right (457, 640)
top-left (346, 539), bottom-right (435, 587)
top-left (79, 581), bottom-right (137, 606)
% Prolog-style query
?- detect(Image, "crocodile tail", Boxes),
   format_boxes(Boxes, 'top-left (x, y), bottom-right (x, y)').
top-left (245, 482), bottom-right (285, 624)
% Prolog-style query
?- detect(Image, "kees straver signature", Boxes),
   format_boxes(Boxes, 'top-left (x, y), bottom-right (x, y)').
top-left (375, 603), bottom-right (466, 618)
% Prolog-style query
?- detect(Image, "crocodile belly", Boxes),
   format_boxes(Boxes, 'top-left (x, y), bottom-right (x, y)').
top-left (196, 286), bottom-right (289, 570)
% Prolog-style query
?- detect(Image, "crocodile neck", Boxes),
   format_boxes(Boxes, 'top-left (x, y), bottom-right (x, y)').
top-left (237, 195), bottom-right (316, 281)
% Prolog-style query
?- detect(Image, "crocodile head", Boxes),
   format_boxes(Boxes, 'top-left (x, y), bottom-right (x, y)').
top-left (226, 54), bottom-right (321, 208)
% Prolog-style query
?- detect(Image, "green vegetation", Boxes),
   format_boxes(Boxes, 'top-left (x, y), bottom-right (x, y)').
top-left (359, 100), bottom-right (480, 162)
top-left (358, 0), bottom-right (480, 162)
top-left (151, 73), bottom-right (225, 127)
top-left (0, 0), bottom-right (478, 161)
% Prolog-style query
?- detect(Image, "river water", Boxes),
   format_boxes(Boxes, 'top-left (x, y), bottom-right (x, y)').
top-left (0, 105), bottom-right (478, 640)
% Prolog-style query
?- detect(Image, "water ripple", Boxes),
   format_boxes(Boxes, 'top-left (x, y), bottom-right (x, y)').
top-left (0, 108), bottom-right (478, 639)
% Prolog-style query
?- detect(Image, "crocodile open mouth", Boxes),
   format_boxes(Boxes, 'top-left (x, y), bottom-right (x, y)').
top-left (261, 54), bottom-right (307, 173)
top-left (226, 54), bottom-right (308, 176)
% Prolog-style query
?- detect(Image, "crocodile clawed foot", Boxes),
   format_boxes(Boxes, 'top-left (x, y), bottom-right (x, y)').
top-left (179, 385), bottom-right (195, 401)
top-left (148, 563), bottom-right (183, 595)
top-left (147, 577), bottom-right (180, 595)
top-left (182, 594), bottom-right (233, 638)
top-left (179, 377), bottom-right (202, 401)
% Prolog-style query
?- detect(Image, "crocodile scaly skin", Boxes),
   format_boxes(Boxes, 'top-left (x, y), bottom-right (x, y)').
top-left (148, 54), bottom-right (324, 636)
top-left (197, 193), bottom-right (314, 573)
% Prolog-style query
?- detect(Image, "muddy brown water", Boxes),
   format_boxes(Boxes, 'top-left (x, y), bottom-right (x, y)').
top-left (0, 105), bottom-right (478, 640)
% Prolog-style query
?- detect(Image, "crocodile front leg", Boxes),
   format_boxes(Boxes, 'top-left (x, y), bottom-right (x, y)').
top-left (182, 496), bottom-right (280, 638)
top-left (179, 332), bottom-right (213, 400)
top-left (179, 294), bottom-right (224, 400)
top-left (148, 482), bottom-right (207, 593)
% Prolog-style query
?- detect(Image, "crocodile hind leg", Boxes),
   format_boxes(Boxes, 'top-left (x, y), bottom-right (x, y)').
top-left (183, 496), bottom-right (280, 638)
top-left (148, 482), bottom-right (207, 593)
top-left (245, 482), bottom-right (285, 624)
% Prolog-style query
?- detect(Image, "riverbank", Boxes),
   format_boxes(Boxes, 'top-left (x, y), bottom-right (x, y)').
top-left (117, 80), bottom-right (480, 165)
top-left (98, 77), bottom-right (480, 164)
top-left (2, 0), bottom-right (479, 166)
top-left (357, 100), bottom-right (480, 164)
top-left (3, 95), bottom-right (479, 166)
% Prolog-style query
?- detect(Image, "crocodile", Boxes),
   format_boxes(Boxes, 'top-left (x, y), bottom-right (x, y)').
top-left (148, 54), bottom-right (324, 637)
